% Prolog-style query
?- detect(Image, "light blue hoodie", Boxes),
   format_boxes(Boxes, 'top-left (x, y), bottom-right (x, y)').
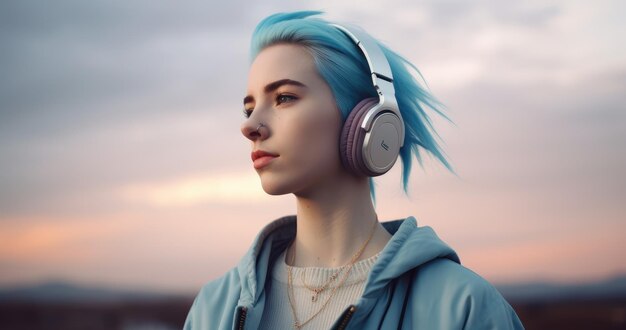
top-left (184, 216), bottom-right (524, 329)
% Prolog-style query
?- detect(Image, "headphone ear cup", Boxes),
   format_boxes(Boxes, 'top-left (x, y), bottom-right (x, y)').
top-left (363, 111), bottom-right (403, 175)
top-left (340, 98), bottom-right (379, 176)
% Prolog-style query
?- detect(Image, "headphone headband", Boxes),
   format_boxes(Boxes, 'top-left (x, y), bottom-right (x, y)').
top-left (331, 24), bottom-right (394, 83)
top-left (331, 23), bottom-right (404, 147)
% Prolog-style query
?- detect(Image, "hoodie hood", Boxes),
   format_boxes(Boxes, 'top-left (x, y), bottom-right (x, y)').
top-left (362, 216), bottom-right (460, 298)
top-left (235, 215), bottom-right (459, 307)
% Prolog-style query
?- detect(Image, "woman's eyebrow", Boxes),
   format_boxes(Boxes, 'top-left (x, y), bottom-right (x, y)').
top-left (264, 78), bottom-right (307, 94)
top-left (243, 79), bottom-right (307, 105)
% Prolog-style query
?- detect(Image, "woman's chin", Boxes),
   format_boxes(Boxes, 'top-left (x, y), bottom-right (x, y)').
top-left (257, 166), bottom-right (342, 197)
top-left (261, 187), bottom-right (289, 196)
top-left (259, 180), bottom-right (295, 196)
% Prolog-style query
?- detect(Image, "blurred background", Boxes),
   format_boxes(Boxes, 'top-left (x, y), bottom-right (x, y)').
top-left (1, 0), bottom-right (625, 329)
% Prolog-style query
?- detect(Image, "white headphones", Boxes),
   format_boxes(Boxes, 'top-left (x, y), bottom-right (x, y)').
top-left (333, 24), bottom-right (405, 177)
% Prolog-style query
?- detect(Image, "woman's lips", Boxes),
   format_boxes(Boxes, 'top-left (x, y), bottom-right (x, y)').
top-left (251, 150), bottom-right (279, 169)
top-left (253, 155), bottom-right (278, 169)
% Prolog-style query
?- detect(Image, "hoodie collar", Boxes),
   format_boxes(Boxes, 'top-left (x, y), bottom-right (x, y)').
top-left (237, 215), bottom-right (296, 305)
top-left (236, 215), bottom-right (459, 305)
top-left (362, 217), bottom-right (460, 298)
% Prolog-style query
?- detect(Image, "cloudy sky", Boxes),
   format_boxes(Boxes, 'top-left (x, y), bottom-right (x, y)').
top-left (1, 0), bottom-right (624, 293)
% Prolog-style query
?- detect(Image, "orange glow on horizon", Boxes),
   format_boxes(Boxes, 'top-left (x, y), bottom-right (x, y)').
top-left (118, 171), bottom-right (266, 207)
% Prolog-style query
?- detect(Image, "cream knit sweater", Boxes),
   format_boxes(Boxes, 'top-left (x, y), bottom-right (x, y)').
top-left (259, 250), bottom-right (380, 329)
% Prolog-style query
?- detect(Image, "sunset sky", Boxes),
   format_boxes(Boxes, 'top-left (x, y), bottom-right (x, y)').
top-left (1, 0), bottom-right (625, 294)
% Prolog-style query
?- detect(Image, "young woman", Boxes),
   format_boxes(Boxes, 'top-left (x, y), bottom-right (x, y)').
top-left (185, 11), bottom-right (524, 330)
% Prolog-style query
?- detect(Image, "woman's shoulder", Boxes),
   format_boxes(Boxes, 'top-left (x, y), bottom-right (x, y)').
top-left (416, 257), bottom-right (497, 292)
top-left (407, 258), bottom-right (524, 329)
top-left (411, 257), bottom-right (513, 308)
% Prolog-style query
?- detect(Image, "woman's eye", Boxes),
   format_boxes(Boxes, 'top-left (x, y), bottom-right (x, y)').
top-left (276, 94), bottom-right (297, 105)
top-left (243, 108), bottom-right (253, 118)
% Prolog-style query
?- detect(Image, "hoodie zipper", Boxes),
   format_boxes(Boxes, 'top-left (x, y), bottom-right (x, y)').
top-left (235, 306), bottom-right (247, 330)
top-left (336, 305), bottom-right (356, 330)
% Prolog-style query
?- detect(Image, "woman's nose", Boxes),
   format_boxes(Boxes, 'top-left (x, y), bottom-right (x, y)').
top-left (241, 119), bottom-right (269, 142)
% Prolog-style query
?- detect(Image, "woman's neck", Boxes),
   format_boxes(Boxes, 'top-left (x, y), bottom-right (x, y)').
top-left (288, 176), bottom-right (392, 268)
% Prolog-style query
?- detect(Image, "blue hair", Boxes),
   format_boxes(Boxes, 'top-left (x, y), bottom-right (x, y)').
top-left (250, 11), bottom-right (455, 199)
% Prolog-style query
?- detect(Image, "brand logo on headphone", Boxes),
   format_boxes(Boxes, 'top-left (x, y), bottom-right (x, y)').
top-left (381, 140), bottom-right (389, 151)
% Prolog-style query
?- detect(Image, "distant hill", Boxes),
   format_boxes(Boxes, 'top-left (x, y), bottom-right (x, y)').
top-left (495, 275), bottom-right (626, 302)
top-left (1, 276), bottom-right (625, 303)
top-left (0, 281), bottom-right (185, 303)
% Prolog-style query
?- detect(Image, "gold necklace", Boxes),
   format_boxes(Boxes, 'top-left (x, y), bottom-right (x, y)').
top-left (296, 246), bottom-right (350, 303)
top-left (298, 218), bottom-right (378, 302)
top-left (286, 219), bottom-right (378, 329)
top-left (299, 269), bottom-right (340, 302)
